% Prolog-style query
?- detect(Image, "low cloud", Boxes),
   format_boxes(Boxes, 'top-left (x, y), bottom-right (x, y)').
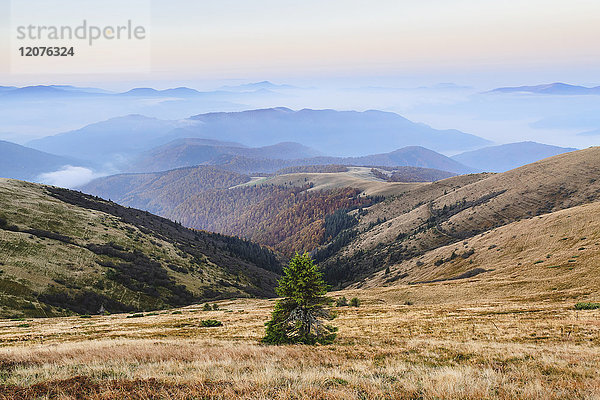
top-left (37, 165), bottom-right (105, 188)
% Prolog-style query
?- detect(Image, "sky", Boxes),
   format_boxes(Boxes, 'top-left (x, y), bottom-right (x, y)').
top-left (0, 0), bottom-right (599, 89)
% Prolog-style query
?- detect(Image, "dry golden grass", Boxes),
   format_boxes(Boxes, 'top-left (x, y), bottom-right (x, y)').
top-left (359, 199), bottom-right (600, 297)
top-left (247, 167), bottom-right (426, 196)
top-left (348, 147), bottom-right (600, 258)
top-left (1, 285), bottom-right (599, 399)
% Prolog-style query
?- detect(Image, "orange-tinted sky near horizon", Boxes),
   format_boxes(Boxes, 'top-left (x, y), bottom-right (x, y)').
top-left (1, 0), bottom-right (599, 86)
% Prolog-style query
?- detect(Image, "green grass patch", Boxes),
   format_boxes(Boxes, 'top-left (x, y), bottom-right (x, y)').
top-left (200, 319), bottom-right (223, 327)
top-left (574, 302), bottom-right (600, 310)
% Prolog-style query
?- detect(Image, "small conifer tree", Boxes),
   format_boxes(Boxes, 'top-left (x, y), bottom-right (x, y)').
top-left (263, 252), bottom-right (336, 344)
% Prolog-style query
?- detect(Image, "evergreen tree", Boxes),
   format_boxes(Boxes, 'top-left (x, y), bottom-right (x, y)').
top-left (262, 252), bottom-right (336, 344)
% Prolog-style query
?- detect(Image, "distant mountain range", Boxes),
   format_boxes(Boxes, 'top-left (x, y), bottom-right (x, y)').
top-left (0, 140), bottom-right (85, 181)
top-left (488, 82), bottom-right (600, 95)
top-left (28, 115), bottom-right (189, 164)
top-left (0, 82), bottom-right (293, 100)
top-left (27, 108), bottom-right (492, 163)
top-left (129, 139), bottom-right (322, 173)
top-left (451, 141), bottom-right (577, 172)
top-left (329, 146), bottom-right (473, 174)
top-left (128, 139), bottom-right (471, 174)
top-left (184, 108), bottom-right (491, 155)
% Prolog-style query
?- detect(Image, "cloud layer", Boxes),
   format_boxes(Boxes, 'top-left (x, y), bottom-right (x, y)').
top-left (37, 165), bottom-right (104, 188)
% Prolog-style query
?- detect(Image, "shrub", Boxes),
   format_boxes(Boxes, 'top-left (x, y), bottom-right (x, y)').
top-left (200, 319), bottom-right (223, 327)
top-left (80, 314), bottom-right (92, 318)
top-left (574, 302), bottom-right (600, 310)
top-left (212, 304), bottom-right (219, 311)
top-left (202, 303), bottom-right (212, 311)
top-left (126, 313), bottom-right (144, 318)
top-left (350, 297), bottom-right (361, 307)
top-left (336, 296), bottom-right (348, 307)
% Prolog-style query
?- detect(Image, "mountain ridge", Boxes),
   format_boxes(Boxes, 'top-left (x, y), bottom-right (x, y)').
top-left (488, 82), bottom-right (600, 95)
top-left (451, 141), bottom-right (577, 172)
top-left (0, 140), bottom-right (87, 181)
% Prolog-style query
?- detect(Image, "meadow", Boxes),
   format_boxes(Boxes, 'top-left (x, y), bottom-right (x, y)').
top-left (1, 283), bottom-right (598, 399)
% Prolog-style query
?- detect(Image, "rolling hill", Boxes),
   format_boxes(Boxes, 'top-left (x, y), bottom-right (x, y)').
top-left (80, 166), bottom-right (251, 214)
top-left (451, 141), bottom-right (577, 172)
top-left (0, 140), bottom-right (85, 181)
top-left (333, 146), bottom-right (473, 174)
top-left (80, 164), bottom-right (463, 256)
top-left (0, 179), bottom-right (282, 318)
top-left (312, 147), bottom-right (600, 285)
top-left (79, 147), bottom-right (600, 289)
top-left (357, 198), bottom-right (600, 297)
top-left (130, 140), bottom-right (472, 175)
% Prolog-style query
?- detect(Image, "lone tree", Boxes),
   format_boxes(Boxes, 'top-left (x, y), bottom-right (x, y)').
top-left (263, 252), bottom-right (336, 344)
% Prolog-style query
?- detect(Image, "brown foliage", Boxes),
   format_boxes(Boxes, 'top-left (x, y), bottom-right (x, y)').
top-left (167, 185), bottom-right (374, 255)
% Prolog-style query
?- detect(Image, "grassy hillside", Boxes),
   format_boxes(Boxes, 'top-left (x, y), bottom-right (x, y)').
top-left (0, 179), bottom-right (282, 318)
top-left (79, 147), bottom-right (600, 289)
top-left (357, 199), bottom-right (600, 296)
top-left (315, 147), bottom-right (600, 285)
top-left (246, 166), bottom-right (427, 196)
top-left (1, 150), bottom-right (599, 399)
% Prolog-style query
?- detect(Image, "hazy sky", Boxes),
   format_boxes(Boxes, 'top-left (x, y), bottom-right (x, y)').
top-left (1, 0), bottom-right (599, 89)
